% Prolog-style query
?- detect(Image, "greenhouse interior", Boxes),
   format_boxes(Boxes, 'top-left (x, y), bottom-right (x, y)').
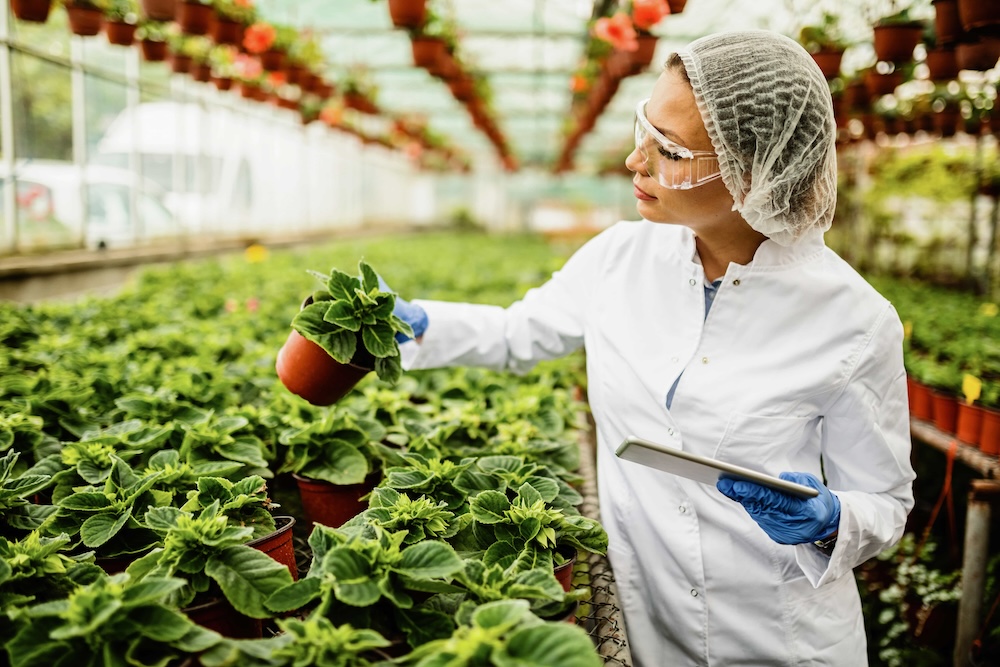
top-left (1, 0), bottom-right (1000, 665)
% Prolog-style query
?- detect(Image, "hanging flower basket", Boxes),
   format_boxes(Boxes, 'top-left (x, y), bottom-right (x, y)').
top-left (213, 76), bottom-right (233, 91)
top-left (631, 31), bottom-right (659, 73)
top-left (191, 62), bottom-right (212, 82)
top-left (140, 39), bottom-right (168, 62)
top-left (258, 49), bottom-right (286, 72)
top-left (955, 37), bottom-right (1000, 71)
top-left (387, 0), bottom-right (426, 29)
top-left (65, 5), bottom-right (104, 37)
top-left (957, 0), bottom-right (1000, 32)
top-left (141, 0), bottom-right (177, 21)
top-left (925, 47), bottom-right (960, 80)
top-left (178, 0), bottom-right (214, 36)
top-left (11, 0), bottom-right (53, 23)
top-left (873, 21), bottom-right (923, 63)
top-left (104, 21), bottom-right (137, 47)
top-left (933, 0), bottom-right (963, 44)
top-left (210, 17), bottom-right (243, 46)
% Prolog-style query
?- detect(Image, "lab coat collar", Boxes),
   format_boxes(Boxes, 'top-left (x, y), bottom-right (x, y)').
top-left (678, 226), bottom-right (826, 271)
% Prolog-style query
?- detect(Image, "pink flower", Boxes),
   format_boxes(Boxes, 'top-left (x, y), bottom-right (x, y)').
top-left (593, 13), bottom-right (639, 52)
top-left (233, 53), bottom-right (262, 79)
top-left (246, 297), bottom-right (259, 312)
top-left (243, 22), bottom-right (276, 54)
top-left (224, 299), bottom-right (239, 313)
top-left (632, 0), bottom-right (670, 32)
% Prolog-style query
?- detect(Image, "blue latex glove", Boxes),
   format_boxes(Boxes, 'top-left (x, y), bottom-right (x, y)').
top-left (716, 472), bottom-right (840, 545)
top-left (376, 275), bottom-right (428, 343)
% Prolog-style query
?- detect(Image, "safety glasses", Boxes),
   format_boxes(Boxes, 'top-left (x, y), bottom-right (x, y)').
top-left (634, 98), bottom-right (722, 190)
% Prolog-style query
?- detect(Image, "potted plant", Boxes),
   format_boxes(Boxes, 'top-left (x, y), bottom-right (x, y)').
top-left (922, 23), bottom-right (959, 81)
top-left (629, 0), bottom-right (671, 72)
top-left (275, 260), bottom-right (413, 406)
top-left (0, 531), bottom-right (103, 619)
top-left (341, 66), bottom-right (380, 114)
top-left (136, 19), bottom-right (170, 61)
top-left (102, 0), bottom-right (139, 46)
top-left (277, 410), bottom-right (388, 529)
top-left (140, 0), bottom-right (176, 21)
top-left (932, 0), bottom-right (962, 44)
top-left (872, 5), bottom-right (926, 63)
top-left (242, 20), bottom-right (296, 72)
top-left (386, 0), bottom-right (426, 30)
top-left (5, 573), bottom-right (225, 666)
top-left (61, 0), bottom-right (106, 37)
top-left (177, 0), bottom-right (214, 35)
top-left (0, 451), bottom-right (57, 539)
top-left (799, 12), bottom-right (851, 79)
top-left (209, 0), bottom-right (255, 46)
top-left (11, 0), bottom-right (55, 23)
top-left (957, 0), bottom-right (1000, 32)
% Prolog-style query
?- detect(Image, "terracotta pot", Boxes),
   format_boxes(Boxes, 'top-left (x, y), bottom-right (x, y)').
top-left (276, 329), bottom-right (373, 406)
top-left (239, 82), bottom-right (258, 99)
top-left (183, 597), bottom-right (262, 639)
top-left (294, 474), bottom-right (378, 529)
top-left (934, 107), bottom-right (962, 137)
top-left (190, 62), bottom-right (212, 82)
top-left (178, 1), bottom-right (214, 36)
top-left (667, 0), bottom-right (688, 12)
top-left (864, 69), bottom-right (903, 98)
top-left (957, 0), bottom-right (1000, 32)
top-left (553, 547), bottom-right (578, 592)
top-left (345, 92), bottom-right (378, 114)
top-left (104, 21), bottom-right (137, 47)
top-left (956, 38), bottom-right (1000, 71)
top-left (934, 0), bottom-right (963, 44)
top-left (11, 0), bottom-right (53, 23)
top-left (212, 76), bottom-right (233, 91)
top-left (980, 407), bottom-right (1000, 456)
top-left (140, 39), bottom-right (168, 62)
top-left (925, 47), bottom-right (960, 80)
top-left (956, 402), bottom-right (984, 446)
top-left (247, 516), bottom-right (297, 580)
top-left (873, 22), bottom-right (923, 63)
top-left (909, 380), bottom-right (935, 421)
top-left (259, 49), bottom-right (286, 72)
top-left (171, 54), bottom-right (193, 74)
top-left (632, 31), bottom-right (659, 73)
top-left (141, 0), bottom-right (176, 21)
top-left (931, 391), bottom-right (959, 433)
top-left (387, 0), bottom-right (426, 29)
top-left (411, 36), bottom-right (446, 70)
top-left (285, 64), bottom-right (303, 86)
top-left (811, 50), bottom-right (844, 79)
top-left (65, 5), bottom-right (104, 37)
top-left (210, 18), bottom-right (243, 46)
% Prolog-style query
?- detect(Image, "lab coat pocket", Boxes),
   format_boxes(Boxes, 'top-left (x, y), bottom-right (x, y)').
top-left (713, 413), bottom-right (814, 474)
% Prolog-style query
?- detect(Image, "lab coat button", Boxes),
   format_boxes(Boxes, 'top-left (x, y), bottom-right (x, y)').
top-left (667, 428), bottom-right (675, 436)
top-left (690, 589), bottom-right (698, 597)
top-left (670, 356), bottom-right (679, 363)
top-left (701, 357), bottom-right (709, 364)
top-left (733, 279), bottom-right (741, 286)
top-left (679, 505), bottom-right (686, 513)
top-left (689, 278), bottom-right (697, 286)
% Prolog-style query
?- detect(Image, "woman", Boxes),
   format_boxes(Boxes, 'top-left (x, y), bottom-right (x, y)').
top-left (391, 30), bottom-right (914, 666)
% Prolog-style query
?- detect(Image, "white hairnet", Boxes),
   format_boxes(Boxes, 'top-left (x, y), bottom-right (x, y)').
top-left (677, 31), bottom-right (837, 246)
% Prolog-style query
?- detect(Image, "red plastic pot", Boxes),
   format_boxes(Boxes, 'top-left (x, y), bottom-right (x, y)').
top-left (210, 18), bottom-right (243, 46)
top-left (247, 516), bottom-right (297, 580)
top-left (980, 407), bottom-right (1000, 456)
top-left (178, 1), bottom-right (213, 35)
top-left (811, 50), bottom-right (844, 79)
top-left (553, 547), bottom-right (578, 592)
top-left (925, 47), bottom-right (959, 80)
top-left (11, 0), bottom-right (53, 23)
top-left (183, 597), bottom-right (262, 639)
top-left (933, 0), bottom-right (963, 44)
top-left (956, 402), bottom-right (984, 447)
top-left (632, 31), bottom-right (659, 73)
top-left (909, 380), bottom-right (935, 421)
top-left (931, 391), bottom-right (959, 434)
top-left (873, 22), bottom-right (923, 63)
top-left (104, 21), bottom-right (137, 47)
top-left (294, 474), bottom-right (378, 529)
top-left (957, 0), bottom-right (1000, 32)
top-left (411, 36), bottom-right (446, 70)
top-left (387, 0), bottom-right (426, 29)
top-left (141, 0), bottom-right (176, 21)
top-left (65, 5), bottom-right (104, 36)
top-left (275, 327), bottom-right (373, 406)
top-left (258, 49), bottom-right (286, 72)
top-left (140, 40), bottom-right (168, 62)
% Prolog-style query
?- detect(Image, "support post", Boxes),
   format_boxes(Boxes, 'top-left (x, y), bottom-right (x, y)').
top-left (1, 0), bottom-right (18, 253)
top-left (953, 479), bottom-right (1000, 667)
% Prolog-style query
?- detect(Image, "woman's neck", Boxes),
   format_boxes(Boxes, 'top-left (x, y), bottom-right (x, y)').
top-left (694, 225), bottom-right (768, 282)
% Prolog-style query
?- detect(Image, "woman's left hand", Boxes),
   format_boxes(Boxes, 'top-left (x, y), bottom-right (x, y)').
top-left (716, 472), bottom-right (840, 545)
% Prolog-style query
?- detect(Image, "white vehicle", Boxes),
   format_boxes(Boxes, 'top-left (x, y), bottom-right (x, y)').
top-left (1, 160), bottom-right (181, 250)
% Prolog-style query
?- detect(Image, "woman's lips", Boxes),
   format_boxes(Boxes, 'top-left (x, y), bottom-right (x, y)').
top-left (633, 184), bottom-right (656, 201)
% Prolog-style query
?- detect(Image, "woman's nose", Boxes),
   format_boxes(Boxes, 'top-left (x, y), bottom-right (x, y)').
top-left (625, 146), bottom-right (646, 175)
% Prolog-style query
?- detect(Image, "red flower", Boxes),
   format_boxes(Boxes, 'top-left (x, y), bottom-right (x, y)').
top-left (234, 0), bottom-right (253, 7)
top-left (632, 0), bottom-right (670, 32)
top-left (243, 22), bottom-right (276, 54)
top-left (593, 13), bottom-right (639, 52)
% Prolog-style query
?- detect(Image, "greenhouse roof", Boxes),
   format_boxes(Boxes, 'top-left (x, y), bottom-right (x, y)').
top-left (254, 0), bottom-right (813, 174)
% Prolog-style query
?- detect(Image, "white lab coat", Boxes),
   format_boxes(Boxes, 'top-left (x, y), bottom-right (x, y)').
top-left (401, 221), bottom-right (915, 667)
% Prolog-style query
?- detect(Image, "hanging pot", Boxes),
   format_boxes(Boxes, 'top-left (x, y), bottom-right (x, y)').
top-left (811, 50), bottom-right (844, 79)
top-left (872, 22), bottom-right (924, 63)
top-left (293, 473), bottom-right (379, 530)
top-left (863, 69), bottom-right (903, 98)
top-left (246, 516), bottom-right (297, 580)
top-left (140, 39), bottom-right (168, 62)
top-left (925, 47), bottom-right (960, 80)
top-left (212, 76), bottom-right (233, 91)
top-left (632, 31), bottom-right (659, 73)
top-left (178, 0), bottom-right (213, 36)
top-left (285, 64), bottom-right (303, 86)
top-left (11, 0), bottom-right (53, 23)
top-left (957, 0), bottom-right (1000, 33)
top-left (171, 54), bottom-right (193, 74)
top-left (140, 0), bottom-right (177, 21)
top-left (104, 21), bottom-right (137, 47)
top-left (411, 36), bottom-right (446, 71)
top-left (667, 0), bottom-right (688, 12)
top-left (190, 62), bottom-right (212, 82)
top-left (210, 17), bottom-right (243, 46)
top-left (933, 1), bottom-right (963, 44)
top-left (387, 0), bottom-right (426, 29)
top-left (956, 402), bottom-right (984, 447)
top-left (258, 49), bottom-right (286, 72)
top-left (955, 37), bottom-right (1000, 71)
top-left (65, 5), bottom-right (104, 37)
top-left (183, 597), bottom-right (262, 639)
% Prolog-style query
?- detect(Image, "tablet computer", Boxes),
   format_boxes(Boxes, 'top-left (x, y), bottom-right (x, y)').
top-left (615, 435), bottom-right (819, 499)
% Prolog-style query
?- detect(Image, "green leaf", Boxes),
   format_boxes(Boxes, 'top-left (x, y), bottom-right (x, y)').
top-left (265, 576), bottom-right (322, 613)
top-left (397, 541), bottom-right (463, 580)
top-left (359, 261), bottom-right (379, 293)
top-left (322, 301), bottom-right (361, 332)
top-left (470, 491), bottom-right (510, 524)
top-left (497, 623), bottom-right (602, 667)
top-left (6, 621), bottom-right (68, 667)
top-left (58, 492), bottom-right (113, 511)
top-left (362, 324), bottom-right (397, 359)
top-left (122, 578), bottom-right (187, 607)
top-left (325, 269), bottom-right (358, 302)
top-left (144, 506), bottom-right (184, 532)
top-left (205, 547), bottom-right (294, 618)
top-left (130, 606), bottom-right (194, 642)
top-left (300, 440), bottom-right (368, 485)
top-left (214, 439), bottom-right (267, 468)
top-left (80, 510), bottom-right (130, 548)
top-left (374, 355), bottom-right (402, 385)
top-left (326, 549), bottom-right (381, 607)
top-left (472, 598), bottom-right (530, 631)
